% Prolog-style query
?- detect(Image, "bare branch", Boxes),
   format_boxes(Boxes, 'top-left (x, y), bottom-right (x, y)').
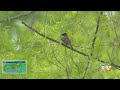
top-left (82, 60), bottom-right (90, 79)
top-left (22, 21), bottom-right (120, 70)
top-left (108, 53), bottom-right (120, 78)
top-left (70, 55), bottom-right (81, 77)
top-left (53, 53), bottom-right (66, 69)
top-left (91, 11), bottom-right (103, 49)
top-left (0, 11), bottom-right (34, 23)
top-left (22, 21), bottom-right (88, 57)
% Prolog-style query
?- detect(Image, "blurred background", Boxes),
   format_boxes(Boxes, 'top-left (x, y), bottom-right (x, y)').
top-left (0, 11), bottom-right (120, 79)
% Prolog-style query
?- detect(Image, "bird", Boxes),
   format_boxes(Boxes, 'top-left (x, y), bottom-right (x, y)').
top-left (61, 33), bottom-right (73, 49)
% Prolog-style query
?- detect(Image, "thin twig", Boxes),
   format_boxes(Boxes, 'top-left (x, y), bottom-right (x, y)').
top-left (53, 53), bottom-right (66, 69)
top-left (70, 55), bottom-right (81, 77)
top-left (48, 60), bottom-right (64, 70)
top-left (98, 71), bottom-right (104, 79)
top-left (0, 11), bottom-right (34, 23)
top-left (82, 58), bottom-right (90, 79)
top-left (44, 11), bottom-right (48, 36)
top-left (110, 16), bottom-right (120, 46)
top-left (65, 68), bottom-right (70, 79)
top-left (91, 11), bottom-right (103, 49)
top-left (108, 53), bottom-right (120, 78)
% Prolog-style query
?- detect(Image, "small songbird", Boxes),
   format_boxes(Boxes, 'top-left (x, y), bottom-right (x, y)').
top-left (61, 33), bottom-right (73, 49)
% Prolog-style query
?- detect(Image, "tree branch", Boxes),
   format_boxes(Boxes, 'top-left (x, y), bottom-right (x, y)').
top-left (0, 11), bottom-right (34, 23)
top-left (22, 21), bottom-right (120, 70)
top-left (82, 58), bottom-right (90, 79)
top-left (91, 11), bottom-right (103, 49)
top-left (22, 21), bottom-right (88, 57)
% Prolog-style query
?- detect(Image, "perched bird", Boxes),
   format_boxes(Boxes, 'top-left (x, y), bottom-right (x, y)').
top-left (61, 33), bottom-right (73, 49)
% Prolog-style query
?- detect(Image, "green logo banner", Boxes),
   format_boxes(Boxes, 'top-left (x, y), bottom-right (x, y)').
top-left (2, 60), bottom-right (27, 74)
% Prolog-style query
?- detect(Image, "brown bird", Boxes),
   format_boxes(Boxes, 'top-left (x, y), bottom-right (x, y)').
top-left (61, 33), bottom-right (73, 49)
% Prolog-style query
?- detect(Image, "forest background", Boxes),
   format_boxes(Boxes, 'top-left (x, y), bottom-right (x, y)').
top-left (0, 11), bottom-right (120, 79)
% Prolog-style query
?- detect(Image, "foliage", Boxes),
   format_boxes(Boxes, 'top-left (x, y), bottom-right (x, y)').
top-left (0, 11), bottom-right (120, 79)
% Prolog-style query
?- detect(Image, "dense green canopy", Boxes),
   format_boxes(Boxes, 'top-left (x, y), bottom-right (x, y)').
top-left (0, 11), bottom-right (120, 79)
